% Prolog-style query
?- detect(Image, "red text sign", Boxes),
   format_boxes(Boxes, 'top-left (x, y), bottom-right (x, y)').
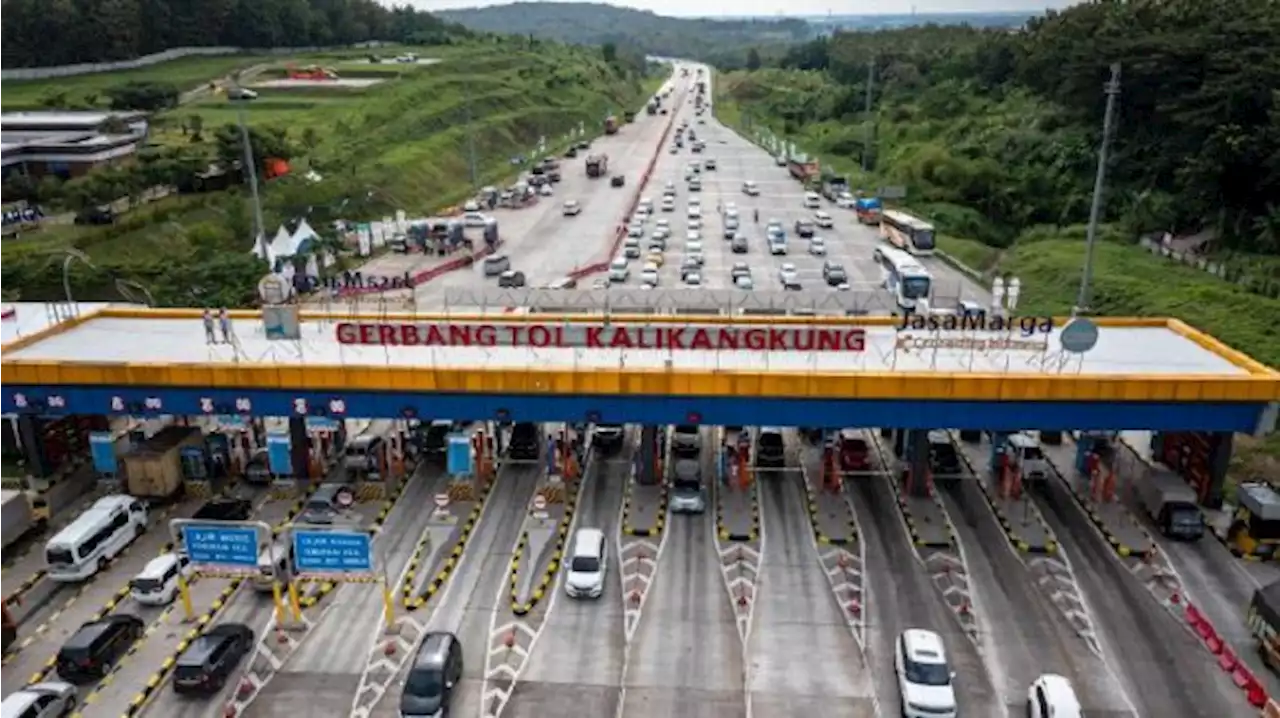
top-left (334, 322), bottom-right (866, 352)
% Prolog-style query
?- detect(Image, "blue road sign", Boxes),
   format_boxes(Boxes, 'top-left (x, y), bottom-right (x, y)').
top-left (293, 530), bottom-right (373, 574)
top-left (266, 433), bottom-right (292, 475)
top-left (89, 432), bottom-right (116, 475)
top-left (447, 433), bottom-right (472, 476)
top-left (182, 525), bottom-right (259, 568)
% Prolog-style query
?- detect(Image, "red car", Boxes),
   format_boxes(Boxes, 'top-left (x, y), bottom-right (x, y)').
top-left (839, 431), bottom-right (871, 472)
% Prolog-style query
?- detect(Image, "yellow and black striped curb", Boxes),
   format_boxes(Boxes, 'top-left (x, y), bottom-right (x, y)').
top-left (511, 482), bottom-right (577, 616)
top-left (717, 484), bottom-right (760, 542)
top-left (446, 481), bottom-right (477, 502)
top-left (118, 580), bottom-right (243, 717)
top-left (1057, 476), bottom-right (1154, 560)
top-left (540, 484), bottom-right (567, 505)
top-left (2, 570), bottom-right (48, 609)
top-left (356, 482), bottom-right (386, 502)
top-left (974, 477), bottom-right (1058, 555)
top-left (895, 493), bottom-right (957, 550)
top-left (800, 476), bottom-right (858, 546)
top-left (185, 481), bottom-right (214, 500)
top-left (622, 483), bottom-right (667, 537)
top-left (402, 482), bottom-right (492, 610)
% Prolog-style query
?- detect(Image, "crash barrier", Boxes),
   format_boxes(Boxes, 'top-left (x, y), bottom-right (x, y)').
top-left (1184, 602), bottom-right (1269, 707)
top-left (338, 242), bottom-right (502, 298)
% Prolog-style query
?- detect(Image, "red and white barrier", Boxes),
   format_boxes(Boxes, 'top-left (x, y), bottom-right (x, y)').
top-left (1184, 602), bottom-right (1269, 707)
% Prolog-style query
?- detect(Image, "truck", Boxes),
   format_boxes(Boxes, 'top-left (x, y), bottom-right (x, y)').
top-left (585, 154), bottom-right (608, 178)
top-left (1249, 579), bottom-right (1280, 673)
top-left (121, 426), bottom-right (205, 499)
top-left (604, 116), bottom-right (618, 135)
top-left (647, 101), bottom-right (658, 116)
top-left (1136, 468), bottom-right (1205, 540)
top-left (2, 489), bottom-right (46, 550)
top-left (855, 196), bottom-right (883, 224)
top-left (787, 156), bottom-right (820, 183)
top-left (820, 174), bottom-right (849, 202)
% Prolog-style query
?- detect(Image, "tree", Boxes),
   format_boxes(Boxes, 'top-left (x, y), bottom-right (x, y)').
top-left (187, 115), bottom-right (205, 142)
top-left (105, 82), bottom-right (179, 112)
top-left (746, 47), bottom-right (762, 70)
top-left (213, 123), bottom-right (294, 176)
top-left (601, 42), bottom-right (617, 65)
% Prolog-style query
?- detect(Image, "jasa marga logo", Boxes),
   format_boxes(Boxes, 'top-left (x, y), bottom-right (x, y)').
top-left (895, 310), bottom-right (1055, 353)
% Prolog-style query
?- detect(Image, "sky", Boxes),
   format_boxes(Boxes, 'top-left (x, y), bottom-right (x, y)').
top-left (403, 0), bottom-right (1080, 18)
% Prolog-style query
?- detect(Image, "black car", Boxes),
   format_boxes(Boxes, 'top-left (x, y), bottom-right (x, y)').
top-left (57, 614), bottom-right (145, 683)
top-left (564, 147), bottom-right (578, 158)
top-left (421, 420), bottom-right (455, 457)
top-left (755, 429), bottom-right (786, 468)
top-left (929, 436), bottom-right (963, 476)
top-left (173, 623), bottom-right (255, 694)
top-left (193, 497), bottom-right (253, 522)
top-left (611, 175), bottom-right (626, 188)
top-left (508, 422), bottom-right (541, 460)
top-left (401, 632), bottom-right (463, 718)
top-left (593, 424), bottom-right (625, 452)
top-left (794, 220), bottom-right (816, 238)
top-left (825, 268), bottom-right (848, 286)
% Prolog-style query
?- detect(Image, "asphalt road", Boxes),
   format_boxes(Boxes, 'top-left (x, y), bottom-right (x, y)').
top-left (502, 456), bottom-right (629, 717)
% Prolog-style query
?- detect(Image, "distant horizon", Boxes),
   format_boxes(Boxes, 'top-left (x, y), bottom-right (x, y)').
top-left (413, 1), bottom-right (1076, 19)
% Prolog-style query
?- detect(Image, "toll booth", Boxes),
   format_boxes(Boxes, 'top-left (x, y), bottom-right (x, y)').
top-left (1075, 430), bottom-right (1118, 473)
top-left (1228, 483), bottom-right (1280, 560)
top-left (1152, 430), bottom-right (1233, 509)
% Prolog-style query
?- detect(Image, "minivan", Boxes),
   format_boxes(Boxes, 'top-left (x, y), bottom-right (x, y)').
top-left (508, 423), bottom-right (541, 461)
top-left (56, 615), bottom-right (144, 683)
top-left (172, 623), bottom-right (254, 695)
top-left (671, 425), bottom-right (702, 458)
top-left (756, 428), bottom-right (786, 468)
top-left (401, 632), bottom-right (463, 717)
top-left (564, 528), bottom-right (607, 599)
top-left (130, 553), bottom-right (192, 606)
top-left (299, 484), bottom-right (354, 524)
top-left (252, 540), bottom-right (295, 592)
top-left (344, 435), bottom-right (385, 477)
top-left (609, 258), bottom-right (630, 283)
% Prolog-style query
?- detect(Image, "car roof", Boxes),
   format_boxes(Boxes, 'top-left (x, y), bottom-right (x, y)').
top-left (902, 629), bottom-right (947, 662)
top-left (413, 632), bottom-right (455, 668)
top-left (137, 553), bottom-right (182, 579)
top-left (1035, 674), bottom-right (1082, 711)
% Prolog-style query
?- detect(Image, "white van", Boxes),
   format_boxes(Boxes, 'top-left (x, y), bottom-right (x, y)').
top-left (252, 540), bottom-right (295, 592)
top-left (609, 257), bottom-right (630, 283)
top-left (803, 192), bottom-right (822, 209)
top-left (1005, 433), bottom-right (1049, 481)
top-left (130, 552), bottom-right (192, 606)
top-left (564, 528), bottom-right (607, 599)
top-left (46, 495), bottom-right (148, 582)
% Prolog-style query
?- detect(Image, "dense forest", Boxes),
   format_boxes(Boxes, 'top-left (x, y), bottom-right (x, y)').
top-left (725, 0), bottom-right (1280, 255)
top-left (437, 1), bottom-right (812, 67)
top-left (0, 0), bottom-right (467, 67)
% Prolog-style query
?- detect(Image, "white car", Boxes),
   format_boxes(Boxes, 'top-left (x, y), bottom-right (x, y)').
top-left (463, 200), bottom-right (481, 212)
top-left (815, 211), bottom-right (834, 228)
top-left (809, 237), bottom-right (827, 256)
top-left (562, 200), bottom-right (582, 216)
top-left (735, 274), bottom-right (754, 289)
top-left (1027, 674), bottom-right (1082, 718)
top-left (641, 268), bottom-right (659, 286)
top-left (688, 196), bottom-right (701, 208)
top-left (895, 629), bottom-right (958, 718)
top-left (686, 230), bottom-right (701, 244)
top-left (742, 180), bottom-right (760, 196)
top-left (538, 183), bottom-right (553, 197)
top-left (564, 528), bottom-right (607, 599)
top-left (655, 218), bottom-right (670, 230)
top-left (687, 217), bottom-right (702, 231)
top-left (0, 681), bottom-right (78, 718)
top-left (687, 240), bottom-right (704, 254)
top-left (836, 192), bottom-right (857, 208)
top-left (684, 272), bottom-right (702, 286)
top-left (627, 225), bottom-right (644, 238)
top-left (664, 181), bottom-right (677, 195)
top-left (687, 205), bottom-right (702, 219)
top-left (661, 196), bottom-right (676, 212)
top-left (463, 212), bottom-right (488, 228)
top-left (638, 196), bottom-right (654, 212)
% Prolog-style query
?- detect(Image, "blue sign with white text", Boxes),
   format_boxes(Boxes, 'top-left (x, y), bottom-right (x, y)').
top-left (293, 530), bottom-right (373, 574)
top-left (447, 433), bottom-right (472, 476)
top-left (266, 433), bottom-right (292, 475)
top-left (90, 432), bottom-right (117, 475)
top-left (182, 525), bottom-right (260, 568)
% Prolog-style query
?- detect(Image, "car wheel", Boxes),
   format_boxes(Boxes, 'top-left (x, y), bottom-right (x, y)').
top-left (135, 522), bottom-right (146, 537)
top-left (98, 556), bottom-right (109, 572)
top-left (61, 697), bottom-right (76, 716)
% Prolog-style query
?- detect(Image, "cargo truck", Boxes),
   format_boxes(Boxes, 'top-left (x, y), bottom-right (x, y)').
top-left (855, 197), bottom-right (883, 225)
top-left (585, 154), bottom-right (608, 178)
top-left (1136, 468), bottom-right (1205, 540)
top-left (787, 156), bottom-right (820, 183)
top-left (820, 174), bottom-right (849, 202)
top-left (121, 426), bottom-right (205, 499)
top-left (1249, 579), bottom-right (1280, 673)
top-left (2, 489), bottom-right (47, 550)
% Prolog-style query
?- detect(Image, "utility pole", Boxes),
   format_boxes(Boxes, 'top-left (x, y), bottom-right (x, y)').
top-left (862, 58), bottom-right (875, 173)
top-left (235, 100), bottom-right (267, 260)
top-left (464, 101), bottom-right (479, 188)
top-left (1075, 63), bottom-right (1122, 315)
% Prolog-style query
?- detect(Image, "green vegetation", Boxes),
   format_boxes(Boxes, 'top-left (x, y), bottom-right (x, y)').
top-left (2, 37), bottom-right (659, 309)
top-left (715, 0), bottom-right (1280, 366)
top-left (2, 55), bottom-right (270, 109)
top-left (437, 1), bottom-right (811, 68)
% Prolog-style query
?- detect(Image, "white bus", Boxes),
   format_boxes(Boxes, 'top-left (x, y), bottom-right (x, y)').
top-left (875, 245), bottom-right (933, 310)
top-left (45, 495), bottom-right (148, 582)
top-left (879, 209), bottom-right (936, 256)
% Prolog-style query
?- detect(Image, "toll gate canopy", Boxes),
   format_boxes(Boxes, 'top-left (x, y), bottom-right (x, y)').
top-left (1, 307), bottom-right (1277, 432)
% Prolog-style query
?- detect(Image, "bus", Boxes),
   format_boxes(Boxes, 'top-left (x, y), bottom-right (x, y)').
top-left (875, 245), bottom-right (933, 310)
top-left (45, 495), bottom-right (149, 582)
top-left (880, 209), bottom-right (936, 256)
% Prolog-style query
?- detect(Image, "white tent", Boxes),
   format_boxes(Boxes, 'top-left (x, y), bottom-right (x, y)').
top-left (250, 232), bottom-right (273, 263)
top-left (267, 225), bottom-right (296, 259)
top-left (291, 219), bottom-right (319, 255)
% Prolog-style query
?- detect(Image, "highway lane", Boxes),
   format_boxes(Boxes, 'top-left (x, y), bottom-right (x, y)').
top-left (412, 68), bottom-right (689, 307)
top-left (1034, 479), bottom-right (1252, 717)
top-left (939, 481), bottom-right (1133, 717)
top-left (240, 468), bottom-right (449, 716)
top-left (748, 469), bottom-right (877, 718)
top-left (503, 456), bottom-right (629, 718)
top-left (618, 453), bottom-right (744, 718)
top-left (847, 476), bottom-right (1001, 716)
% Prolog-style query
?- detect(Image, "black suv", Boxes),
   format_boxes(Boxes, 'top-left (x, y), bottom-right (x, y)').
top-left (401, 632), bottom-right (463, 717)
top-left (508, 422), bottom-right (541, 460)
top-left (755, 429), bottom-right (786, 468)
top-left (421, 420), bottom-right (455, 458)
top-left (929, 435), bottom-right (964, 476)
top-left (671, 425), bottom-right (702, 459)
top-left (593, 424), bottom-right (625, 453)
top-left (193, 497), bottom-right (253, 522)
top-left (823, 261), bottom-right (848, 286)
top-left (611, 175), bottom-right (626, 187)
top-left (57, 615), bottom-right (145, 683)
top-left (173, 623), bottom-right (255, 694)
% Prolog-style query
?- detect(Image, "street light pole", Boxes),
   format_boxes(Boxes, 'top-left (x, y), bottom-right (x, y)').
top-left (1075, 63), bottom-right (1122, 316)
top-left (234, 99), bottom-right (268, 259)
top-left (464, 102), bottom-right (479, 189)
top-left (61, 248), bottom-right (94, 316)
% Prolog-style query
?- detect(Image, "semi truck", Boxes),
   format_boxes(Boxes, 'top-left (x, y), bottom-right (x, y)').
top-left (787, 156), bottom-right (820, 183)
top-left (604, 116), bottom-right (619, 135)
top-left (585, 154), bottom-right (608, 178)
top-left (1, 489), bottom-right (46, 550)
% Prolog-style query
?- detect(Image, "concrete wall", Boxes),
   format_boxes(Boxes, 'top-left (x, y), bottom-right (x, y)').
top-left (1, 43), bottom-right (388, 81)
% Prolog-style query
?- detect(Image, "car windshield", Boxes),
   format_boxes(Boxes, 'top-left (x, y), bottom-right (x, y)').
top-left (905, 658), bottom-right (951, 686)
top-left (759, 434), bottom-right (784, 450)
top-left (570, 556), bottom-right (600, 573)
top-left (405, 667), bottom-right (444, 697)
top-left (902, 276), bottom-right (931, 299)
top-left (47, 547), bottom-right (74, 565)
top-left (131, 577), bottom-right (164, 593)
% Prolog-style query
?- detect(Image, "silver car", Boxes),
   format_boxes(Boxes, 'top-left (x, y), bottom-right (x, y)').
top-left (0, 681), bottom-right (77, 717)
top-left (669, 459), bottom-right (706, 514)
